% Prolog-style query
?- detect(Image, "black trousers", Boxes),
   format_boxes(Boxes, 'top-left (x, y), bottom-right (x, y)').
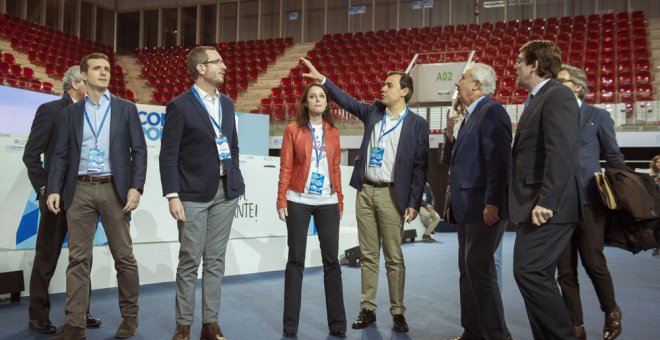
top-left (29, 193), bottom-right (91, 321)
top-left (514, 222), bottom-right (577, 340)
top-left (283, 201), bottom-right (346, 333)
top-left (557, 204), bottom-right (617, 325)
top-left (457, 219), bottom-right (509, 340)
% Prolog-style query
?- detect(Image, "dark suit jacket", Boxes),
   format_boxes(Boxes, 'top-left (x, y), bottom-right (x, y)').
top-left (159, 89), bottom-right (245, 202)
top-left (578, 103), bottom-right (626, 205)
top-left (47, 95), bottom-right (148, 210)
top-left (508, 79), bottom-right (582, 224)
top-left (23, 93), bottom-right (73, 193)
top-left (442, 96), bottom-right (512, 223)
top-left (324, 79), bottom-right (429, 212)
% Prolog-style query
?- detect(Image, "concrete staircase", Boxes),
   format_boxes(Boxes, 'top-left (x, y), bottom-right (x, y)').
top-left (648, 18), bottom-right (660, 99)
top-left (235, 42), bottom-right (316, 112)
top-left (115, 54), bottom-right (153, 104)
top-left (0, 38), bottom-right (62, 94)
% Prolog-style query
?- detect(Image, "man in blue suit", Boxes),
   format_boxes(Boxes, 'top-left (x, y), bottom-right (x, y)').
top-left (47, 53), bottom-right (147, 339)
top-left (160, 46), bottom-right (245, 340)
top-left (443, 63), bottom-right (512, 340)
top-left (301, 57), bottom-right (429, 333)
top-left (556, 64), bottom-right (625, 340)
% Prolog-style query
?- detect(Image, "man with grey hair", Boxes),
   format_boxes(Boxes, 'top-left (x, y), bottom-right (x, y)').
top-left (556, 64), bottom-right (625, 340)
top-left (443, 63), bottom-right (512, 340)
top-left (22, 66), bottom-right (102, 334)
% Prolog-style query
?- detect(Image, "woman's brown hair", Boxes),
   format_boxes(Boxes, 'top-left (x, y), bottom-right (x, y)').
top-left (295, 83), bottom-right (335, 128)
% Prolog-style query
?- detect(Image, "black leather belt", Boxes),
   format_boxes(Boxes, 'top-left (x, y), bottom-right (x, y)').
top-left (77, 175), bottom-right (113, 184)
top-left (363, 178), bottom-right (393, 188)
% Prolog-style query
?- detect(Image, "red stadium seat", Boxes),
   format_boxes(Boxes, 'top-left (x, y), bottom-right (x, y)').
top-left (636, 83), bottom-right (653, 101)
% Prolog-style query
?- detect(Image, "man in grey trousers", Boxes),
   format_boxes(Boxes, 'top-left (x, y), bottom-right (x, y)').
top-left (159, 46), bottom-right (245, 340)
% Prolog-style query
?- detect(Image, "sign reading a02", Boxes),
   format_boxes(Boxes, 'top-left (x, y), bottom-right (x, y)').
top-left (436, 72), bottom-right (453, 82)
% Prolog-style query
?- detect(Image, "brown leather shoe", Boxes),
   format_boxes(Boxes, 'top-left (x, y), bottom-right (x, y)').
top-left (574, 324), bottom-right (586, 340)
top-left (115, 317), bottom-right (138, 338)
top-left (29, 319), bottom-right (56, 334)
top-left (85, 314), bottom-right (102, 328)
top-left (603, 305), bottom-right (622, 340)
top-left (49, 323), bottom-right (86, 340)
top-left (172, 325), bottom-right (191, 340)
top-left (201, 322), bottom-right (226, 340)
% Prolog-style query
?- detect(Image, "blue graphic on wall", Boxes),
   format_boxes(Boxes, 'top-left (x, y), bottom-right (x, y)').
top-left (308, 216), bottom-right (318, 236)
top-left (16, 191), bottom-right (108, 249)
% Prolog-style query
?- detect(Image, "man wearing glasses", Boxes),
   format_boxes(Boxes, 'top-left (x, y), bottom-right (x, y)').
top-left (160, 46), bottom-right (245, 340)
top-left (509, 40), bottom-right (581, 340)
top-left (556, 64), bottom-right (625, 340)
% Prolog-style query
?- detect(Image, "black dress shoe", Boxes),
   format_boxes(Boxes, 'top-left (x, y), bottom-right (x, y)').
top-left (603, 305), bottom-right (622, 340)
top-left (85, 314), bottom-right (102, 328)
top-left (28, 319), bottom-right (56, 334)
top-left (329, 329), bottom-right (346, 337)
top-left (282, 328), bottom-right (297, 338)
top-left (392, 314), bottom-right (409, 332)
top-left (351, 309), bottom-right (376, 329)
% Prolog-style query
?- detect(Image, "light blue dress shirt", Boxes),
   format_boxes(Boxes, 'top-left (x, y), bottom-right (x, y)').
top-left (78, 90), bottom-right (112, 176)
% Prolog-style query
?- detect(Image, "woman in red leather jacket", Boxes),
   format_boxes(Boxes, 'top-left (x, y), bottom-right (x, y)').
top-left (277, 83), bottom-right (346, 338)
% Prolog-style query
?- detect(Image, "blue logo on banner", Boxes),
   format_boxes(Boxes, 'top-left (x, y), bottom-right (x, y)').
top-left (16, 191), bottom-right (108, 249)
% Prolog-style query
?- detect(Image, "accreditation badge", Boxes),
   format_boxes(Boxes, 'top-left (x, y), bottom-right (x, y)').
top-left (309, 172), bottom-right (325, 195)
top-left (216, 136), bottom-right (231, 160)
top-left (87, 148), bottom-right (105, 173)
top-left (369, 147), bottom-right (384, 168)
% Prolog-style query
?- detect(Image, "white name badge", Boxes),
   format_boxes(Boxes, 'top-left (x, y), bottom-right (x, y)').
top-left (369, 147), bottom-right (384, 168)
top-left (309, 172), bottom-right (325, 195)
top-left (216, 136), bottom-right (231, 160)
top-left (87, 148), bottom-right (105, 173)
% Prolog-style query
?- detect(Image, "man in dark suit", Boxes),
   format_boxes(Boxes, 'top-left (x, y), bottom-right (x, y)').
top-left (159, 46), bottom-right (245, 340)
top-left (301, 57), bottom-right (429, 333)
top-left (443, 63), bottom-right (512, 340)
top-left (23, 65), bottom-right (102, 334)
top-left (509, 40), bottom-right (581, 340)
top-left (556, 64), bottom-right (625, 340)
top-left (47, 53), bottom-right (147, 339)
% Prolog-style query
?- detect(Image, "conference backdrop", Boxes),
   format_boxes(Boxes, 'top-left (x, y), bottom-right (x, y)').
top-left (0, 85), bottom-right (354, 250)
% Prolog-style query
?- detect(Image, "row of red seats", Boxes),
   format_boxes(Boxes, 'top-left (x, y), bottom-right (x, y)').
top-left (258, 11), bottom-right (650, 120)
top-left (139, 38), bottom-right (294, 105)
top-left (0, 13), bottom-right (126, 96)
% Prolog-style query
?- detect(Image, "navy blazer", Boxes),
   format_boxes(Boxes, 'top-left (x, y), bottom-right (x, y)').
top-left (23, 94), bottom-right (73, 193)
top-left (509, 79), bottom-right (582, 224)
top-left (578, 103), bottom-right (625, 205)
top-left (159, 89), bottom-right (245, 202)
top-left (442, 97), bottom-right (512, 223)
top-left (324, 79), bottom-right (429, 212)
top-left (47, 95), bottom-right (148, 210)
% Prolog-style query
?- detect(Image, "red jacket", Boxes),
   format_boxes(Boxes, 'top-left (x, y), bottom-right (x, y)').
top-left (277, 121), bottom-right (343, 211)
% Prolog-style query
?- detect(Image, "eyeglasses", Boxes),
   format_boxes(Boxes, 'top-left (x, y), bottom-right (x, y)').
top-left (514, 56), bottom-right (524, 68)
top-left (202, 59), bottom-right (225, 65)
top-left (556, 78), bottom-right (575, 84)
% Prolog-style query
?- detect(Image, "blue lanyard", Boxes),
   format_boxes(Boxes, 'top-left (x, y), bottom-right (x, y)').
top-left (192, 87), bottom-right (222, 134)
top-left (378, 107), bottom-right (408, 144)
top-left (83, 102), bottom-right (111, 146)
top-left (308, 121), bottom-right (325, 171)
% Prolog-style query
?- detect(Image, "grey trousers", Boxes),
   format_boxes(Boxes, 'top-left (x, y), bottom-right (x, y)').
top-left (175, 179), bottom-right (239, 325)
